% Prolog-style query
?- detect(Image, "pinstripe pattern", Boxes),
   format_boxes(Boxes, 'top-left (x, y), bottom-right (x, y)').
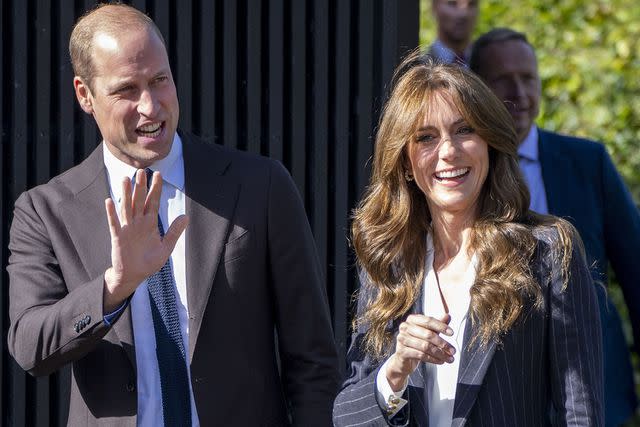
top-left (333, 227), bottom-right (604, 426)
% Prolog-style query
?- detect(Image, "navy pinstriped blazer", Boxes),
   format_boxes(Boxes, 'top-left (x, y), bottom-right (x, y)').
top-left (333, 227), bottom-right (604, 426)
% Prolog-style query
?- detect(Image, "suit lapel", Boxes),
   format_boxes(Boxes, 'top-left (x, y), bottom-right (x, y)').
top-left (451, 320), bottom-right (497, 426)
top-left (181, 134), bottom-right (238, 362)
top-left (405, 278), bottom-right (429, 425)
top-left (538, 130), bottom-right (571, 216)
top-left (59, 145), bottom-right (136, 370)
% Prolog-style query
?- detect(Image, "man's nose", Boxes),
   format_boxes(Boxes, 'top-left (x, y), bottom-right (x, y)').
top-left (511, 78), bottom-right (527, 99)
top-left (137, 89), bottom-right (159, 116)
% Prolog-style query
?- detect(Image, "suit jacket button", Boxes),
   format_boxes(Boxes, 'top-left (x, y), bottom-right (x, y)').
top-left (85, 315), bottom-right (91, 324)
top-left (74, 323), bottom-right (80, 333)
top-left (126, 382), bottom-right (135, 392)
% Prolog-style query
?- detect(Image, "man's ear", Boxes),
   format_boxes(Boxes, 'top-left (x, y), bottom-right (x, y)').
top-left (74, 76), bottom-right (94, 114)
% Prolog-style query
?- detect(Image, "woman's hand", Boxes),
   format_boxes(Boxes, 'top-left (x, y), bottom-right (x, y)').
top-left (385, 313), bottom-right (456, 392)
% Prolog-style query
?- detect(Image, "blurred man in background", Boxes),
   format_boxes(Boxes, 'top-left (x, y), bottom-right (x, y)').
top-left (427, 0), bottom-right (479, 65)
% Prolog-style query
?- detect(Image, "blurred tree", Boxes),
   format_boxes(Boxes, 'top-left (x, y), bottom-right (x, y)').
top-left (420, 0), bottom-right (640, 424)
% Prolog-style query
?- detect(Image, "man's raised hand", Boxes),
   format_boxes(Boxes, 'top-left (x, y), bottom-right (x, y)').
top-left (103, 169), bottom-right (188, 312)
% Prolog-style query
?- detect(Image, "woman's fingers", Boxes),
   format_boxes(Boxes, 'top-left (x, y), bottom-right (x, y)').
top-left (397, 314), bottom-right (457, 365)
top-left (397, 329), bottom-right (454, 364)
top-left (406, 314), bottom-right (453, 336)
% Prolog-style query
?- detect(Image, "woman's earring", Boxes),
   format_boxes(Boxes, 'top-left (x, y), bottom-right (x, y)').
top-left (404, 170), bottom-right (414, 182)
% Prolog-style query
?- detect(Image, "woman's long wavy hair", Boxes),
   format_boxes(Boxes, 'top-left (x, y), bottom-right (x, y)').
top-left (352, 51), bottom-right (576, 359)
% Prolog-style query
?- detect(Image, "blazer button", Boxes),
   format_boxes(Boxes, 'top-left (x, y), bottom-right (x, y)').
top-left (126, 382), bottom-right (136, 392)
top-left (85, 315), bottom-right (91, 324)
top-left (74, 323), bottom-right (80, 333)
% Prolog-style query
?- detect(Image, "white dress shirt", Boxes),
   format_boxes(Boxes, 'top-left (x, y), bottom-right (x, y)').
top-left (377, 233), bottom-right (476, 426)
top-left (518, 125), bottom-right (549, 214)
top-left (103, 135), bottom-right (200, 426)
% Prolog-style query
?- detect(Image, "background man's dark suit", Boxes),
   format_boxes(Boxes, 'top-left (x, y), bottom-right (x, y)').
top-left (538, 129), bottom-right (640, 422)
top-left (7, 132), bottom-right (340, 426)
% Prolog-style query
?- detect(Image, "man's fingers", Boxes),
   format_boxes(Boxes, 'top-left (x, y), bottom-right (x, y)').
top-left (105, 198), bottom-right (121, 235)
top-left (162, 215), bottom-right (189, 252)
top-left (131, 169), bottom-right (147, 216)
top-left (145, 171), bottom-right (162, 216)
top-left (120, 177), bottom-right (133, 224)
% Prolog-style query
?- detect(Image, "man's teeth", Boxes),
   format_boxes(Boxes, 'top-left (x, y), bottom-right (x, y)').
top-left (435, 168), bottom-right (469, 179)
top-left (137, 123), bottom-right (162, 137)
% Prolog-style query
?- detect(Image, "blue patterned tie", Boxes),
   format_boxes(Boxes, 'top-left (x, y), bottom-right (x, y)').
top-left (145, 168), bottom-right (192, 427)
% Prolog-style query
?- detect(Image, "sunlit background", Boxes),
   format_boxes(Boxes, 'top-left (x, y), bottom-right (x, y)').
top-left (420, 0), bottom-right (640, 424)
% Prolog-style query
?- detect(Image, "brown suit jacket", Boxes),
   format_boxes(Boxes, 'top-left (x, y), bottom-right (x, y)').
top-left (7, 132), bottom-right (340, 426)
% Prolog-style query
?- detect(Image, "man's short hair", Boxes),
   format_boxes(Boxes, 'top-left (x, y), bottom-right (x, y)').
top-left (69, 3), bottom-right (166, 90)
top-left (469, 28), bottom-right (534, 74)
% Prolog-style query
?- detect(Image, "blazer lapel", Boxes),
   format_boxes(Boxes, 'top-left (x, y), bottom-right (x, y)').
top-left (538, 130), bottom-right (571, 216)
top-left (181, 134), bottom-right (239, 362)
top-left (59, 144), bottom-right (136, 370)
top-left (451, 320), bottom-right (497, 426)
top-left (405, 278), bottom-right (429, 425)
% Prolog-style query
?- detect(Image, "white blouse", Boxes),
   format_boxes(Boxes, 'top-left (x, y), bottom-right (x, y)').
top-left (377, 233), bottom-right (476, 426)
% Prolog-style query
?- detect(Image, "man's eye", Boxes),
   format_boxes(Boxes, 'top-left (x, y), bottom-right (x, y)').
top-left (117, 85), bottom-right (134, 94)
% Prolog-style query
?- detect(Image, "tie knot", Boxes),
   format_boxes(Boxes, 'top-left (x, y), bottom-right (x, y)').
top-left (145, 168), bottom-right (154, 190)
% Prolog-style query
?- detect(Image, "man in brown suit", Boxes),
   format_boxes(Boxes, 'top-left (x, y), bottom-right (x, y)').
top-left (7, 4), bottom-right (339, 426)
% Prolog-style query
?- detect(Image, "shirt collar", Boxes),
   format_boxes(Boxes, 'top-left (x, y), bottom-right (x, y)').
top-left (517, 125), bottom-right (539, 162)
top-left (431, 39), bottom-right (470, 65)
top-left (103, 133), bottom-right (185, 203)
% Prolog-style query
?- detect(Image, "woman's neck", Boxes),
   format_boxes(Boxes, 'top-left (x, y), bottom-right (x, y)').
top-left (431, 210), bottom-right (475, 271)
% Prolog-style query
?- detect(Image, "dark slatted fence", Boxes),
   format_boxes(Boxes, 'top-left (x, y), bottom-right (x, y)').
top-left (0, 1), bottom-right (419, 425)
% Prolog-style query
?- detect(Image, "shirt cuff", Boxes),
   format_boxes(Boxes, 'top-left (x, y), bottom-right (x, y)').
top-left (103, 300), bottom-right (128, 326)
top-left (376, 358), bottom-right (409, 418)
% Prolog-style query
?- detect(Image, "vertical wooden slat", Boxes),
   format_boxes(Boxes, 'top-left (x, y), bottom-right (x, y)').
top-left (0, 0), bottom-right (6, 421)
top-left (381, 0), bottom-right (398, 99)
top-left (311, 0), bottom-right (329, 269)
top-left (10, 0), bottom-right (29, 424)
top-left (222, 0), bottom-right (238, 148)
top-left (79, 0), bottom-right (99, 161)
top-left (331, 0), bottom-right (352, 371)
top-left (268, 0), bottom-right (284, 162)
top-left (176, 0), bottom-right (194, 131)
top-left (289, 0), bottom-right (306, 199)
top-left (354, 0), bottom-right (374, 200)
top-left (35, 0), bottom-right (52, 185)
top-left (57, 0), bottom-right (75, 173)
top-left (245, 0), bottom-right (262, 155)
top-left (198, 0), bottom-right (216, 140)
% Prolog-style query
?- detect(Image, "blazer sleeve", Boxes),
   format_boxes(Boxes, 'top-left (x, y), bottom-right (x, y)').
top-left (600, 145), bottom-right (640, 351)
top-left (265, 160), bottom-right (341, 427)
top-left (548, 232), bottom-right (604, 426)
top-left (333, 276), bottom-right (410, 427)
top-left (7, 190), bottom-right (112, 376)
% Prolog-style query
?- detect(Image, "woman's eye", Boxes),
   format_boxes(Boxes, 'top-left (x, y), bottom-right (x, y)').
top-left (416, 134), bottom-right (435, 143)
top-left (457, 126), bottom-right (474, 134)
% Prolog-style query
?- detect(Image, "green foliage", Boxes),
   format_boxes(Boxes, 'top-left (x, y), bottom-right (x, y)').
top-left (421, 1), bottom-right (640, 424)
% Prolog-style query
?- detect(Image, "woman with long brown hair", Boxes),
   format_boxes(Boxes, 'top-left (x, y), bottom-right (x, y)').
top-left (333, 52), bottom-right (603, 426)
